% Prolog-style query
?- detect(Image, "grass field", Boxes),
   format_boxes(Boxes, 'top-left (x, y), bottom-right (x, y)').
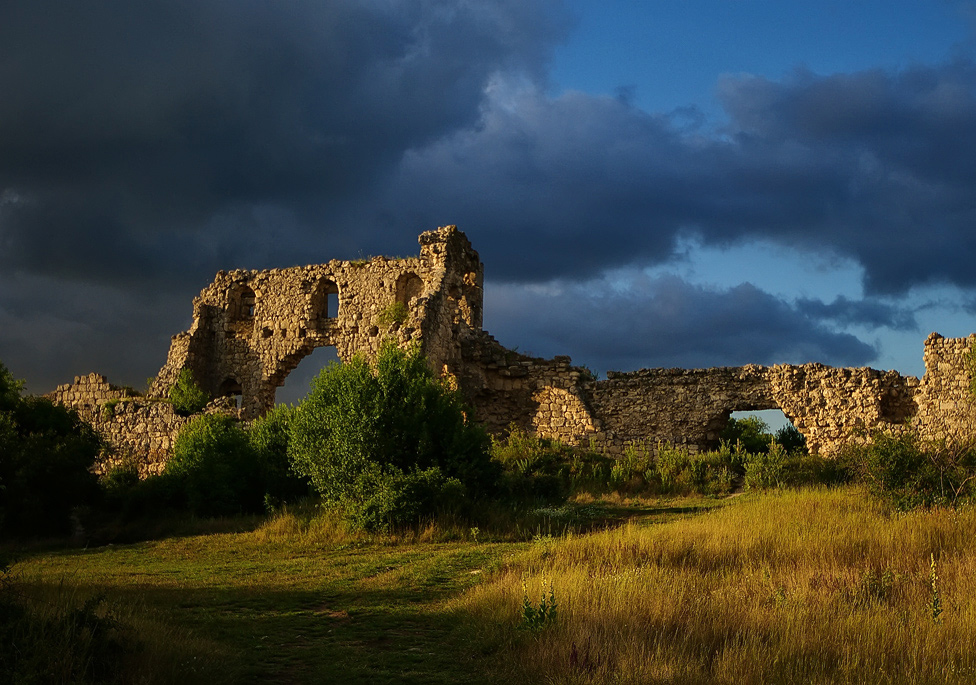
top-left (9, 487), bottom-right (976, 683)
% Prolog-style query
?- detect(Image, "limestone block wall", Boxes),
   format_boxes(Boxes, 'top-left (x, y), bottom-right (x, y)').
top-left (765, 365), bottom-right (917, 455)
top-left (462, 355), bottom-right (921, 457)
top-left (913, 333), bottom-right (976, 443)
top-left (45, 226), bottom-right (976, 473)
top-left (458, 331), bottom-right (600, 442)
top-left (47, 374), bottom-right (191, 476)
top-left (149, 225), bottom-right (482, 419)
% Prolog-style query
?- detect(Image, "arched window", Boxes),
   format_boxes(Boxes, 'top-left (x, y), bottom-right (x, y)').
top-left (219, 378), bottom-right (243, 410)
top-left (311, 279), bottom-right (340, 321)
top-left (228, 284), bottom-right (256, 322)
top-left (395, 273), bottom-right (424, 306)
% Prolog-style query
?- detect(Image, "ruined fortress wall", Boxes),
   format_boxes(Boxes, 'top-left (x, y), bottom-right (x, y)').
top-left (464, 357), bottom-right (920, 457)
top-left (47, 374), bottom-right (190, 476)
top-left (582, 367), bottom-right (775, 455)
top-left (45, 227), bottom-right (976, 474)
top-left (913, 333), bottom-right (976, 443)
top-left (458, 331), bottom-right (600, 441)
top-left (149, 226), bottom-right (483, 419)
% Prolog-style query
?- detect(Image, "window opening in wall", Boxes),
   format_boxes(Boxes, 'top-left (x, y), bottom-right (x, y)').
top-left (312, 279), bottom-right (340, 321)
top-left (395, 273), bottom-right (424, 306)
top-left (729, 409), bottom-right (792, 435)
top-left (219, 378), bottom-right (243, 410)
top-left (276, 345), bottom-right (340, 405)
top-left (229, 284), bottom-right (256, 322)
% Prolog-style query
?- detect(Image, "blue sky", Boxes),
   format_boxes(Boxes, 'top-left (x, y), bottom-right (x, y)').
top-left (2, 0), bottom-right (976, 398)
top-left (552, 1), bottom-right (972, 116)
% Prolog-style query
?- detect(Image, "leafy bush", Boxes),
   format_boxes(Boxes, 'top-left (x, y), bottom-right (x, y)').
top-left (851, 431), bottom-right (976, 509)
top-left (376, 301), bottom-right (409, 327)
top-left (775, 423), bottom-right (807, 454)
top-left (720, 416), bottom-right (807, 456)
top-left (289, 342), bottom-right (496, 529)
top-left (247, 405), bottom-right (310, 507)
top-left (168, 369), bottom-right (209, 416)
top-left (348, 467), bottom-right (466, 531)
top-left (743, 441), bottom-right (787, 489)
top-left (0, 362), bottom-right (102, 537)
top-left (164, 414), bottom-right (262, 516)
top-left (491, 426), bottom-right (840, 500)
top-left (490, 426), bottom-right (586, 502)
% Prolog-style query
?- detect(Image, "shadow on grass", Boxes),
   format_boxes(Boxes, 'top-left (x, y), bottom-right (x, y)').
top-left (19, 570), bottom-right (503, 685)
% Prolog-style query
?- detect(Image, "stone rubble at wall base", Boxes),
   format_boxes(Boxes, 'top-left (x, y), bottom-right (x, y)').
top-left (45, 227), bottom-right (976, 477)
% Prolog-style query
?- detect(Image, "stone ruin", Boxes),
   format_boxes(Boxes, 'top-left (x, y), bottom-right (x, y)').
top-left (48, 225), bottom-right (976, 475)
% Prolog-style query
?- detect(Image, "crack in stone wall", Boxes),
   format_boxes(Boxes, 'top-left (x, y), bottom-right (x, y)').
top-left (46, 227), bottom-right (976, 473)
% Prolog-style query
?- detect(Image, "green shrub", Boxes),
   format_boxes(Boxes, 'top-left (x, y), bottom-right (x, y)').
top-left (852, 431), bottom-right (976, 510)
top-left (0, 362), bottom-right (102, 537)
top-left (743, 441), bottom-right (787, 489)
top-left (491, 426), bottom-right (581, 502)
top-left (289, 342), bottom-right (496, 529)
top-left (247, 404), bottom-right (310, 507)
top-left (349, 467), bottom-right (466, 531)
top-left (165, 413), bottom-right (262, 516)
top-left (168, 369), bottom-right (209, 416)
top-left (377, 301), bottom-right (409, 327)
top-left (720, 416), bottom-right (774, 454)
top-left (775, 423), bottom-right (807, 454)
top-left (720, 416), bottom-right (807, 456)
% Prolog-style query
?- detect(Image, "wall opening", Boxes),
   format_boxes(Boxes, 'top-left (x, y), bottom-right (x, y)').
top-left (219, 377), bottom-right (243, 410)
top-left (228, 284), bottom-right (256, 322)
top-left (729, 409), bottom-right (792, 434)
top-left (726, 409), bottom-right (805, 452)
top-left (275, 345), bottom-right (340, 405)
top-left (311, 279), bottom-right (340, 321)
top-left (395, 272), bottom-right (424, 306)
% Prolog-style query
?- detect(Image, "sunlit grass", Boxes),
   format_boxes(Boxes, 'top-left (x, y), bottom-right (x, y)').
top-left (454, 486), bottom-right (976, 683)
top-left (12, 486), bottom-right (975, 683)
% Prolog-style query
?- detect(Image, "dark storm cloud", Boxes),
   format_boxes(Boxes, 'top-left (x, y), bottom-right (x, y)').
top-left (484, 274), bottom-right (878, 374)
top-left (0, 0), bottom-right (570, 279)
top-left (0, 0), bottom-right (572, 390)
top-left (381, 60), bottom-right (976, 296)
top-left (0, 0), bottom-right (969, 390)
top-left (795, 296), bottom-right (918, 331)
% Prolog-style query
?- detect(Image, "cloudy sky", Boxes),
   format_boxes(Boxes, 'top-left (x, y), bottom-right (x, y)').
top-left (3, 0), bottom-right (976, 399)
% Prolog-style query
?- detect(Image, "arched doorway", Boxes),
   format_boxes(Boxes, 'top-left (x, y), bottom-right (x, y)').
top-left (275, 345), bottom-right (341, 405)
top-left (726, 409), bottom-right (805, 453)
top-left (219, 377), bottom-right (243, 410)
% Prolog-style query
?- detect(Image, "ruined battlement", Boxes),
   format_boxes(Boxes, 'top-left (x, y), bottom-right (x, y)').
top-left (47, 226), bottom-right (976, 474)
top-left (148, 225), bottom-right (483, 418)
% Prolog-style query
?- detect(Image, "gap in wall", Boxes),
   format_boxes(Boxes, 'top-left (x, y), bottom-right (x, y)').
top-left (729, 409), bottom-right (793, 434)
top-left (275, 346), bottom-right (340, 406)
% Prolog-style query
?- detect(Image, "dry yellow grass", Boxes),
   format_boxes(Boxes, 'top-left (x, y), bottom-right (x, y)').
top-left (454, 486), bottom-right (976, 684)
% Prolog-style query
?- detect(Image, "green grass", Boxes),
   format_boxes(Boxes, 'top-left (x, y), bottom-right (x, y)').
top-left (14, 487), bottom-right (976, 683)
top-left (7, 496), bottom-right (718, 684)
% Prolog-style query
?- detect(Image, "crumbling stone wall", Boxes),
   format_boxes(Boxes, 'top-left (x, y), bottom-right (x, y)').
top-left (47, 374), bottom-right (191, 475)
top-left (457, 331), bottom-right (601, 440)
top-left (47, 226), bottom-right (976, 471)
top-left (572, 364), bottom-right (918, 456)
top-left (912, 333), bottom-right (976, 443)
top-left (148, 225), bottom-right (482, 418)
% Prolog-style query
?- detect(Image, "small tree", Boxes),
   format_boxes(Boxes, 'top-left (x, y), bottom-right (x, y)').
top-left (0, 362), bottom-right (102, 537)
top-left (720, 416), bottom-right (774, 454)
top-left (164, 414), bottom-right (261, 516)
top-left (247, 405), bottom-right (310, 505)
top-left (169, 369), bottom-right (209, 416)
top-left (288, 342), bottom-right (496, 529)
